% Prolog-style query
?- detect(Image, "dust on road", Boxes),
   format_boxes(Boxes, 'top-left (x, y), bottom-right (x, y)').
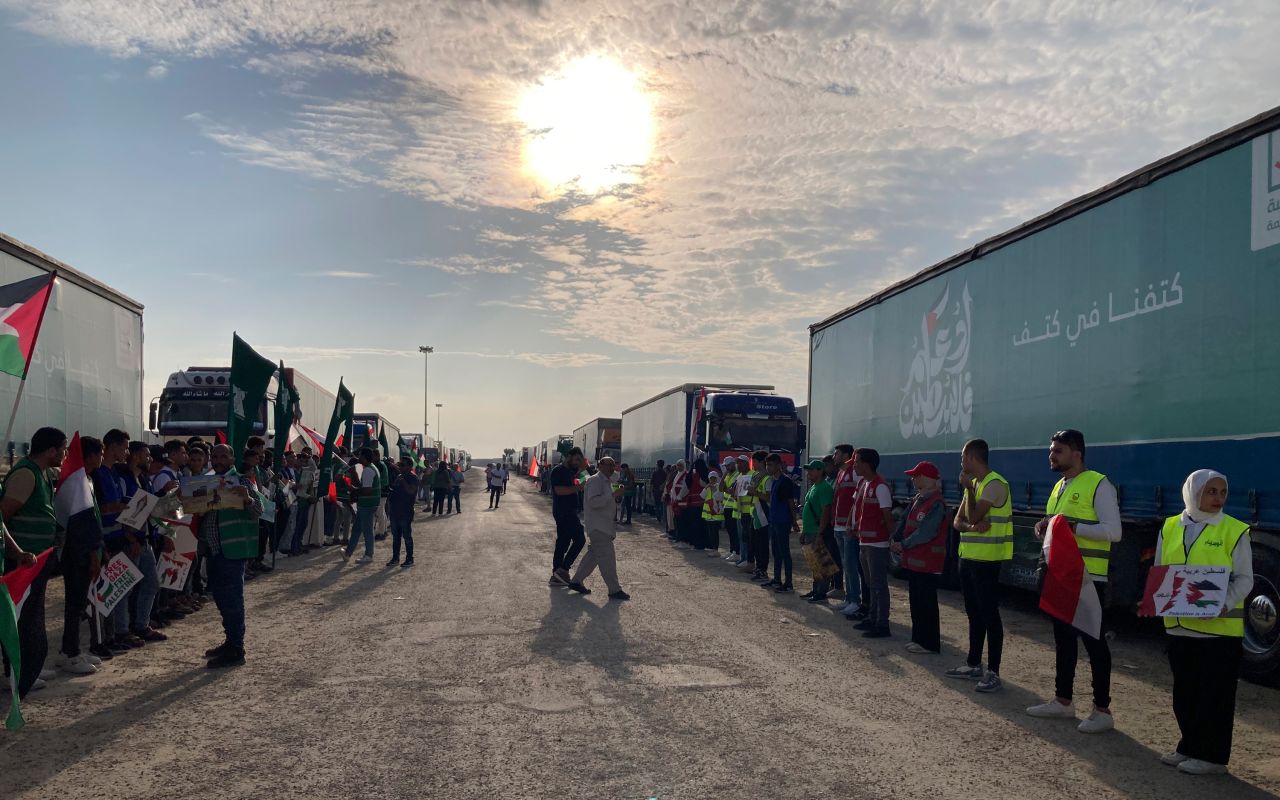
top-left (3, 474), bottom-right (1278, 799)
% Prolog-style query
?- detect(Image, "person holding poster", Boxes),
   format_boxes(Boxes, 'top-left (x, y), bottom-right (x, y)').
top-left (1154, 470), bottom-right (1254, 776)
top-left (198, 444), bottom-right (263, 669)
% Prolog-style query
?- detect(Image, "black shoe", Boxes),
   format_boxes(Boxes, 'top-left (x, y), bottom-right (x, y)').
top-left (761, 579), bottom-right (779, 588)
top-left (608, 590), bottom-right (631, 601)
top-left (207, 646), bottom-right (245, 669)
top-left (89, 643), bottom-right (114, 661)
top-left (163, 607), bottom-right (187, 620)
top-left (862, 627), bottom-right (891, 639)
top-left (799, 590), bottom-right (815, 600)
top-left (257, 564), bottom-right (273, 573)
top-left (847, 609), bottom-right (869, 621)
top-left (401, 559), bottom-right (415, 568)
top-left (386, 558), bottom-right (400, 567)
top-left (807, 593), bottom-right (829, 604)
top-left (852, 619), bottom-right (875, 631)
top-left (204, 641), bottom-right (232, 658)
top-left (775, 584), bottom-right (794, 594)
top-left (567, 581), bottom-right (591, 595)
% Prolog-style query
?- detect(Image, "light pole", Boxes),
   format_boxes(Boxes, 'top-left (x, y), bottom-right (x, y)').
top-left (435, 403), bottom-right (443, 446)
top-left (418, 345), bottom-right (433, 448)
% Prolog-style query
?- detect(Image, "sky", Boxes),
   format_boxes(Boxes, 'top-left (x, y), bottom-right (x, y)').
top-left (0, 0), bottom-right (1277, 457)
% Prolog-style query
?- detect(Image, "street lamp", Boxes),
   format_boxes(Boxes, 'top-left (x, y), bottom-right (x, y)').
top-left (418, 345), bottom-right (433, 448)
top-left (435, 403), bottom-right (443, 445)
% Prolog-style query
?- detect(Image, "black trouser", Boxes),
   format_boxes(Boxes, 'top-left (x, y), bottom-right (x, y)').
top-left (2, 552), bottom-right (54, 697)
top-left (907, 570), bottom-right (941, 652)
top-left (552, 513), bottom-right (585, 572)
top-left (704, 519), bottom-right (721, 550)
top-left (257, 520), bottom-right (271, 561)
top-left (61, 541), bottom-right (94, 658)
top-left (489, 486), bottom-right (502, 507)
top-left (1168, 635), bottom-right (1242, 765)
top-left (1052, 594), bottom-right (1111, 708)
top-left (432, 488), bottom-right (447, 514)
top-left (751, 523), bottom-right (770, 573)
top-left (622, 495), bottom-right (633, 523)
top-left (960, 559), bottom-right (1004, 673)
top-left (676, 507), bottom-right (703, 548)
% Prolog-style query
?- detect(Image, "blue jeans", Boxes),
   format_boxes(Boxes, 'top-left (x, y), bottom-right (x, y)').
top-left (390, 516), bottom-right (413, 561)
top-left (769, 521), bottom-right (793, 586)
top-left (113, 542), bottom-right (158, 635)
top-left (290, 499), bottom-right (311, 553)
top-left (345, 506), bottom-right (376, 558)
top-left (837, 533), bottom-right (862, 606)
top-left (206, 553), bottom-right (246, 647)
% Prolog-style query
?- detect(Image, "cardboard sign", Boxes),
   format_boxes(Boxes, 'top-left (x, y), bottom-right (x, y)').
top-left (1139, 564), bottom-right (1231, 618)
top-left (154, 515), bottom-right (199, 592)
top-left (117, 490), bottom-right (160, 530)
top-left (156, 552), bottom-right (193, 592)
top-left (179, 474), bottom-right (246, 514)
top-left (260, 493), bottom-right (277, 523)
top-left (88, 553), bottom-right (143, 617)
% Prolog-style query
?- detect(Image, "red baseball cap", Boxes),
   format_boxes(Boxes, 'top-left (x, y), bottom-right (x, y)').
top-left (904, 461), bottom-right (940, 480)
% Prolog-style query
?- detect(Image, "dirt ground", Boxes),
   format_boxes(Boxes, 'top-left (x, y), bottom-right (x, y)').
top-left (2, 474), bottom-right (1278, 799)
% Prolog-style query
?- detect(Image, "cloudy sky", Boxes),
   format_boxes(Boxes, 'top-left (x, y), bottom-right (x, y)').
top-left (0, 1), bottom-right (1276, 456)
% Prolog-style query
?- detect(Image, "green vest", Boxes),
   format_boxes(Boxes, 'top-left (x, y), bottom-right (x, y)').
top-left (357, 466), bottom-right (382, 509)
top-left (959, 470), bottom-right (1013, 562)
top-left (721, 470), bottom-right (739, 516)
top-left (1046, 469), bottom-right (1111, 579)
top-left (213, 469), bottom-right (260, 560)
top-left (1159, 514), bottom-right (1249, 637)
top-left (4, 457), bottom-right (56, 552)
top-left (376, 462), bottom-right (390, 497)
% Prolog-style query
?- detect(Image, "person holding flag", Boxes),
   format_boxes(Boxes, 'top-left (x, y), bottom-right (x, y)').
top-left (55, 434), bottom-right (107, 676)
top-left (199, 443), bottom-right (264, 669)
top-left (0, 426), bottom-right (66, 694)
top-left (1026, 429), bottom-right (1122, 734)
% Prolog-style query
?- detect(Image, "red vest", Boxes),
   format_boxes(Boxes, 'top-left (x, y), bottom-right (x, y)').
top-left (855, 474), bottom-right (891, 544)
top-left (900, 492), bottom-right (947, 574)
top-left (833, 463), bottom-right (859, 529)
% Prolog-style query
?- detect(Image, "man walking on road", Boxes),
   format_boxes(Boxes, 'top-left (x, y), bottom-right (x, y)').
top-left (489, 462), bottom-right (507, 509)
top-left (342, 447), bottom-right (381, 564)
top-left (567, 457), bottom-right (630, 600)
top-left (1026, 429), bottom-right (1121, 734)
top-left (549, 447), bottom-right (587, 586)
top-left (449, 462), bottom-right (465, 513)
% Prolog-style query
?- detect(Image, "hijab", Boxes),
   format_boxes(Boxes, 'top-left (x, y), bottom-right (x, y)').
top-left (1180, 469), bottom-right (1227, 526)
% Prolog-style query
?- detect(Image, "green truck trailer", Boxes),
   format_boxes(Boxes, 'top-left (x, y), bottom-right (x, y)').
top-left (808, 107), bottom-right (1280, 681)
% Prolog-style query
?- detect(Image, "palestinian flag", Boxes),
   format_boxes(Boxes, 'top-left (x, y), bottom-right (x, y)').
top-left (377, 425), bottom-right (390, 460)
top-left (1039, 514), bottom-right (1102, 639)
top-left (0, 273), bottom-right (55, 378)
top-left (54, 432), bottom-right (95, 528)
top-left (0, 547), bottom-right (54, 729)
top-left (225, 333), bottom-right (276, 466)
top-left (317, 379), bottom-right (353, 498)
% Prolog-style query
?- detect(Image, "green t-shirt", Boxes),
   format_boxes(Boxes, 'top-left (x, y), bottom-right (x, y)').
top-left (801, 479), bottom-right (834, 535)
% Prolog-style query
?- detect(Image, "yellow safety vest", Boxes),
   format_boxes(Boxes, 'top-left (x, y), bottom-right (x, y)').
top-left (721, 470), bottom-right (739, 516)
top-left (959, 470), bottom-right (1013, 562)
top-left (1159, 514), bottom-right (1249, 637)
top-left (1046, 470), bottom-right (1111, 580)
top-left (701, 486), bottom-right (725, 522)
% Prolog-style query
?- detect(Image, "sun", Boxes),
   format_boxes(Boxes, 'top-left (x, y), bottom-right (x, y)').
top-left (517, 55), bottom-right (654, 194)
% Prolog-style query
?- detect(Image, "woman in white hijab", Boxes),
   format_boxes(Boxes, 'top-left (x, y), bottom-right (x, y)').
top-left (1155, 469), bottom-right (1253, 776)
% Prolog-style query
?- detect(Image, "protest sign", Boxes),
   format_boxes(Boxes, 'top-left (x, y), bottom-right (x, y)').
top-left (154, 515), bottom-right (199, 592)
top-left (179, 474), bottom-right (246, 514)
top-left (117, 490), bottom-right (160, 530)
top-left (156, 552), bottom-right (193, 592)
top-left (88, 553), bottom-right (144, 617)
top-left (260, 493), bottom-right (277, 523)
top-left (1139, 564), bottom-right (1230, 618)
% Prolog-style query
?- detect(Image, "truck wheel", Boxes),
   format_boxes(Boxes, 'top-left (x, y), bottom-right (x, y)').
top-left (1242, 544), bottom-right (1280, 685)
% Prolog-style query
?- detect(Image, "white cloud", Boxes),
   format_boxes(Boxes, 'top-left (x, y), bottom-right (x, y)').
top-left (146, 63), bottom-right (167, 79)
top-left (304, 270), bottom-right (377, 279)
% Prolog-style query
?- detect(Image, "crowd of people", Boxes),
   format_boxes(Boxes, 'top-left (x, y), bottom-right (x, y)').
top-left (0, 427), bottom-right (467, 700)
top-left (540, 431), bottom-right (1254, 777)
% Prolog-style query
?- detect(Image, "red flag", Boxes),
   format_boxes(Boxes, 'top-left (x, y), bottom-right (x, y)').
top-left (0, 547), bottom-right (54, 729)
top-left (215, 430), bottom-right (227, 444)
top-left (0, 273), bottom-right (55, 379)
top-left (1039, 515), bottom-right (1102, 639)
top-left (529, 459), bottom-right (539, 478)
top-left (54, 432), bottom-right (95, 527)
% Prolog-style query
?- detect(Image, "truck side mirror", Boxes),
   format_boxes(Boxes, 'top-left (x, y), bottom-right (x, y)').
top-left (149, 401), bottom-right (158, 431)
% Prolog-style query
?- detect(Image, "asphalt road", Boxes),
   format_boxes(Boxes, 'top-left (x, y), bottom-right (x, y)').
top-left (4, 473), bottom-right (1279, 799)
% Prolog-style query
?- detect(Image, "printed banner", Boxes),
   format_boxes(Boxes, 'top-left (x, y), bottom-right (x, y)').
top-left (179, 474), bottom-right (246, 514)
top-left (88, 553), bottom-right (144, 617)
top-left (156, 552), bottom-right (193, 592)
top-left (1140, 564), bottom-right (1231, 618)
top-left (117, 490), bottom-right (160, 530)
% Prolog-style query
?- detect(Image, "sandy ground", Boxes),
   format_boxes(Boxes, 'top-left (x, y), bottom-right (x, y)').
top-left (3, 474), bottom-right (1279, 800)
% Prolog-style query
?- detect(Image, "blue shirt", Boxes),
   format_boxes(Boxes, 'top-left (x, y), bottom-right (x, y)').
top-left (92, 464), bottom-right (124, 542)
top-left (768, 473), bottom-right (797, 525)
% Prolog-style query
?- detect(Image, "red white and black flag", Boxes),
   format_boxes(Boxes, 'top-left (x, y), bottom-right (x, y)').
top-left (0, 273), bottom-right (55, 379)
top-left (1039, 514), bottom-right (1103, 639)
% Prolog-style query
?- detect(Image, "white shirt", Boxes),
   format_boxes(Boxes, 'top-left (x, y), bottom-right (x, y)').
top-left (583, 471), bottom-right (616, 534)
top-left (489, 468), bottom-right (507, 488)
top-left (360, 467), bottom-right (378, 490)
top-left (1056, 475), bottom-right (1123, 543)
top-left (1155, 520), bottom-right (1254, 638)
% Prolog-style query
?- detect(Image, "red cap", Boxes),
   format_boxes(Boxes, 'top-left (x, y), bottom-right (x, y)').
top-left (904, 461), bottom-right (940, 480)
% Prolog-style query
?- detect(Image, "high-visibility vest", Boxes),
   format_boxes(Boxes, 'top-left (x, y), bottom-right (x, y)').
top-left (721, 470), bottom-right (739, 516)
top-left (1046, 470), bottom-right (1110, 579)
top-left (701, 486), bottom-right (725, 521)
top-left (1159, 514), bottom-right (1249, 637)
top-left (959, 470), bottom-right (1014, 562)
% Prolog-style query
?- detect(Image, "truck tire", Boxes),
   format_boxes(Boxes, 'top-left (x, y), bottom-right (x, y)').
top-left (1242, 543), bottom-right (1280, 685)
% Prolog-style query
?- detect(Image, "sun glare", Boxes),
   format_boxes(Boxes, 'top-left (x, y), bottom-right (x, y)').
top-left (517, 55), bottom-right (654, 194)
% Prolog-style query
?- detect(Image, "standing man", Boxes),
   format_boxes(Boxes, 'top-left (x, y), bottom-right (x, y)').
top-left (1, 427), bottom-right (67, 693)
top-left (852, 448), bottom-right (893, 638)
top-left (831, 444), bottom-right (864, 618)
top-left (1026, 429), bottom-right (1121, 733)
top-left (489, 462), bottom-right (508, 509)
top-left (747, 451), bottom-right (773, 581)
top-left (567, 457), bottom-right (629, 599)
top-left (763, 454), bottom-right (798, 592)
top-left (386, 456), bottom-right (419, 568)
top-left (548, 447), bottom-right (587, 586)
top-left (946, 438), bottom-right (1012, 693)
top-left (719, 457), bottom-right (739, 560)
top-left (292, 449), bottom-right (318, 553)
top-left (733, 455), bottom-right (753, 569)
top-left (450, 462), bottom-right (466, 513)
top-left (342, 447), bottom-right (381, 564)
top-left (649, 460), bottom-right (668, 523)
top-left (199, 444), bottom-right (264, 668)
top-left (799, 459), bottom-right (835, 602)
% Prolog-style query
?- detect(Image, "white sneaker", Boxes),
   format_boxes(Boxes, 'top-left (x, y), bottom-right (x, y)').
top-left (904, 642), bottom-right (936, 655)
top-left (61, 654), bottom-right (97, 675)
top-left (84, 653), bottom-right (103, 667)
top-left (39, 668), bottom-right (55, 681)
top-left (275, 550), bottom-right (291, 559)
top-left (355, 556), bottom-right (373, 564)
top-left (31, 677), bottom-right (47, 691)
top-left (1160, 751), bottom-right (1189, 766)
top-left (1177, 758), bottom-right (1227, 775)
top-left (838, 602), bottom-right (858, 614)
top-left (1078, 710), bottom-right (1114, 734)
top-left (1026, 699), bottom-right (1077, 719)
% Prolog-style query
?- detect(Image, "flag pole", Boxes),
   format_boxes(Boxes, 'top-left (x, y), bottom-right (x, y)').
top-left (1, 272), bottom-right (56, 461)
top-left (1, 378), bottom-right (31, 463)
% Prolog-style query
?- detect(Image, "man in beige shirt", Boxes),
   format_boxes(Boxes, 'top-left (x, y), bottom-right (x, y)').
top-left (567, 457), bottom-right (630, 600)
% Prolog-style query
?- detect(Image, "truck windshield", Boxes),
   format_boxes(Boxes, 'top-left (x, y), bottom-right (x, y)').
top-left (709, 417), bottom-right (799, 452)
top-left (161, 400), bottom-right (226, 425)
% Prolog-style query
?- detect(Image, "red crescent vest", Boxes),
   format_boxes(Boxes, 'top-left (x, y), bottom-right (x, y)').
top-left (833, 462), bottom-right (859, 529)
top-left (855, 474), bottom-right (891, 545)
top-left (901, 492), bottom-right (947, 574)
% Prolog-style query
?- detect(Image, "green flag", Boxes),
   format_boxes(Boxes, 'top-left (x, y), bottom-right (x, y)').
top-left (226, 334), bottom-right (276, 467)
top-left (318, 379), bottom-right (353, 497)
top-left (397, 435), bottom-right (412, 460)
top-left (378, 425), bottom-right (390, 460)
top-left (274, 361), bottom-right (294, 469)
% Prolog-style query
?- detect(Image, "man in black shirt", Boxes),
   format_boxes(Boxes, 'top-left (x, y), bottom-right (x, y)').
top-left (549, 447), bottom-right (587, 586)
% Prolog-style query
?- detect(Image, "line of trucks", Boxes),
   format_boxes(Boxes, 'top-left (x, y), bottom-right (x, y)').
top-left (523, 107), bottom-right (1280, 682)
